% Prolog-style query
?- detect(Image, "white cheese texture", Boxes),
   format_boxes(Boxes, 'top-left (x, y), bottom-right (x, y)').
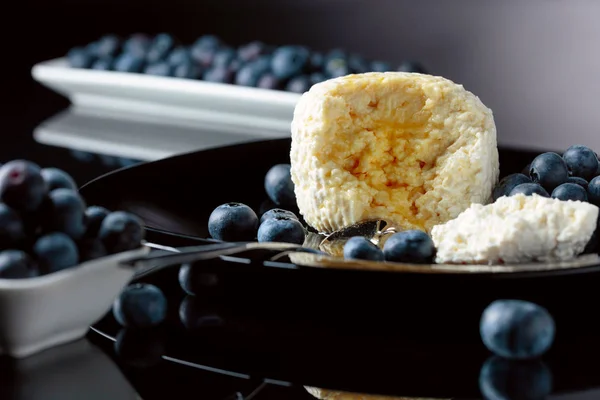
top-left (431, 194), bottom-right (599, 264)
top-left (290, 72), bottom-right (499, 234)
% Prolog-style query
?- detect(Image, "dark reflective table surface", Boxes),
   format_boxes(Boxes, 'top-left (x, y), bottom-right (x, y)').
top-left (2, 85), bottom-right (600, 400)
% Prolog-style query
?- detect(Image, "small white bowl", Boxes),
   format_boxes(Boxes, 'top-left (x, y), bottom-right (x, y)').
top-left (0, 246), bottom-right (149, 358)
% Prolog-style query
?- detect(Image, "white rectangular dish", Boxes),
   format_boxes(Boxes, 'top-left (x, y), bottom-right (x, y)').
top-left (31, 58), bottom-right (302, 139)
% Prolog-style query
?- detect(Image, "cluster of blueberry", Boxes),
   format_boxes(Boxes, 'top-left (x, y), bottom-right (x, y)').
top-left (0, 160), bottom-right (144, 279)
top-left (67, 33), bottom-right (427, 93)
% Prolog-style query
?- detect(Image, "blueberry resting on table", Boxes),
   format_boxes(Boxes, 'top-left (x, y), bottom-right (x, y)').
top-left (562, 144), bottom-right (599, 181)
top-left (551, 183), bottom-right (588, 202)
top-left (492, 173), bottom-right (531, 201)
top-left (588, 176), bottom-right (600, 206)
top-left (509, 183), bottom-right (549, 197)
top-left (529, 152), bottom-right (569, 192)
top-left (271, 46), bottom-right (310, 80)
top-left (383, 230), bottom-right (436, 264)
top-left (257, 216), bottom-right (305, 245)
top-left (208, 202), bottom-right (258, 242)
top-left (264, 164), bottom-right (296, 207)
top-left (343, 236), bottom-right (384, 261)
top-left (260, 208), bottom-right (298, 224)
top-left (567, 176), bottom-right (589, 189)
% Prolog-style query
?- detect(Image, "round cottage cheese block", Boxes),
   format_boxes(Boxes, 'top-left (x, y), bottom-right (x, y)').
top-left (305, 387), bottom-right (444, 400)
top-left (431, 193), bottom-right (599, 264)
top-left (290, 72), bottom-right (499, 234)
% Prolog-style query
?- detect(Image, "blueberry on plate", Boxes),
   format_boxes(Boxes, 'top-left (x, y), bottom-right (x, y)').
top-left (0, 250), bottom-right (39, 279)
top-left (562, 144), bottom-right (599, 181)
top-left (0, 203), bottom-right (26, 249)
top-left (0, 160), bottom-right (47, 213)
top-left (203, 66), bottom-right (234, 83)
top-left (190, 45), bottom-right (216, 67)
top-left (260, 208), bottom-right (298, 224)
top-left (78, 238), bottom-right (107, 262)
top-left (529, 152), bottom-right (569, 191)
top-left (235, 57), bottom-right (271, 87)
top-left (67, 47), bottom-right (95, 68)
top-left (208, 202), bottom-right (258, 241)
top-left (271, 46), bottom-right (310, 80)
top-left (285, 75), bottom-right (311, 93)
top-left (144, 62), bottom-right (173, 77)
top-left (41, 167), bottom-right (77, 191)
top-left (123, 34), bottom-right (151, 55)
top-left (238, 41), bottom-right (270, 63)
top-left (178, 263), bottom-right (220, 296)
top-left (146, 33), bottom-right (176, 64)
top-left (212, 47), bottom-right (237, 68)
top-left (193, 34), bottom-right (222, 50)
top-left (479, 357), bottom-right (553, 400)
top-left (370, 60), bottom-right (392, 72)
top-left (84, 205), bottom-right (110, 238)
top-left (397, 60), bottom-right (427, 73)
top-left (492, 173), bottom-right (531, 201)
top-left (567, 176), bottom-right (588, 189)
top-left (257, 216), bottom-right (305, 244)
top-left (113, 283), bottom-right (167, 328)
top-left (343, 236), bottom-right (384, 261)
top-left (509, 183), bottom-right (549, 197)
top-left (480, 299), bottom-right (555, 359)
top-left (113, 53), bottom-right (145, 73)
top-left (33, 232), bottom-right (79, 274)
top-left (173, 62), bottom-right (202, 79)
top-left (309, 72), bottom-right (327, 85)
top-left (167, 46), bottom-right (192, 66)
top-left (42, 188), bottom-right (87, 240)
top-left (114, 328), bottom-right (165, 368)
top-left (264, 164), bottom-right (296, 207)
top-left (588, 176), bottom-right (600, 206)
top-left (383, 230), bottom-right (436, 264)
top-left (348, 54), bottom-right (369, 73)
top-left (551, 183), bottom-right (588, 202)
top-left (99, 211), bottom-right (145, 254)
top-left (93, 34), bottom-right (121, 58)
top-left (257, 73), bottom-right (282, 90)
top-left (91, 57), bottom-right (114, 71)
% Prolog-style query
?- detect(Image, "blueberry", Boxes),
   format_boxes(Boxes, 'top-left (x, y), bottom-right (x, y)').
top-left (167, 46), bottom-right (192, 66)
top-left (383, 230), bottom-right (436, 264)
top-left (191, 45), bottom-right (217, 67)
top-left (203, 66), bottom-right (234, 84)
top-left (551, 183), bottom-right (588, 202)
top-left (93, 34), bottom-right (121, 58)
top-left (285, 75), bottom-right (311, 93)
top-left (99, 211), bottom-right (145, 254)
top-left (67, 47), bottom-right (95, 68)
top-left (78, 238), bottom-right (107, 262)
top-left (509, 183), bottom-right (550, 197)
top-left (207, 202), bottom-right (258, 241)
top-left (479, 357), bottom-right (553, 400)
top-left (0, 250), bottom-right (39, 279)
top-left (324, 49), bottom-right (347, 63)
top-left (146, 33), bottom-right (175, 63)
top-left (480, 299), bottom-right (555, 359)
top-left (193, 35), bottom-right (222, 50)
top-left (260, 208), bottom-right (298, 224)
top-left (325, 58), bottom-right (350, 78)
top-left (264, 164), bottom-right (296, 207)
top-left (370, 60), bottom-right (392, 72)
top-left (113, 283), bottom-right (167, 328)
top-left (348, 54), bottom-right (369, 73)
top-left (309, 72), bottom-right (327, 85)
top-left (257, 73), bottom-right (282, 90)
top-left (179, 296), bottom-right (224, 330)
top-left (235, 57), bottom-right (271, 87)
top-left (33, 232), bottom-right (79, 273)
top-left (237, 41), bottom-right (270, 62)
top-left (144, 62), bottom-right (173, 77)
top-left (91, 57), bottom-right (114, 71)
top-left (271, 46), bottom-right (310, 80)
top-left (114, 329), bottom-right (165, 368)
top-left (0, 203), bottom-right (25, 249)
top-left (343, 236), bottom-right (384, 261)
top-left (257, 216), bottom-right (305, 244)
top-left (84, 206), bottom-right (110, 238)
top-left (173, 62), bottom-right (202, 79)
top-left (40, 167), bottom-right (77, 191)
top-left (567, 176), bottom-right (588, 189)
top-left (309, 52), bottom-right (324, 71)
top-left (0, 160), bottom-right (47, 213)
top-left (178, 263), bottom-right (220, 296)
top-left (562, 144), bottom-right (598, 180)
top-left (529, 152), bottom-right (569, 191)
top-left (212, 47), bottom-right (237, 68)
top-left (113, 53), bottom-right (145, 73)
top-left (492, 173), bottom-right (532, 201)
top-left (123, 34), bottom-right (151, 56)
top-left (397, 61), bottom-right (427, 74)
top-left (42, 188), bottom-right (87, 240)
top-left (588, 176), bottom-right (600, 206)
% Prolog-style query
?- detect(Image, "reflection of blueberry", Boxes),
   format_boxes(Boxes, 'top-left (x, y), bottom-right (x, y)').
top-left (480, 299), bottom-right (555, 359)
top-left (567, 176), bottom-right (589, 189)
top-left (0, 250), bottom-right (39, 279)
top-left (173, 62), bottom-right (201, 79)
top-left (208, 202), bottom-right (258, 241)
top-left (260, 208), bottom-right (298, 224)
top-left (203, 66), bottom-right (234, 84)
top-left (257, 216), bottom-right (305, 244)
top-left (113, 283), bottom-right (168, 328)
top-left (67, 47), bottom-right (94, 68)
top-left (551, 183), bottom-right (588, 202)
top-left (383, 230), bottom-right (435, 264)
top-left (0, 160), bottom-right (47, 213)
top-left (144, 62), bottom-right (173, 77)
top-left (41, 167), bottom-right (77, 191)
top-left (398, 61), bottom-right (427, 73)
top-left (0, 203), bottom-right (26, 249)
top-left (43, 188), bottom-right (87, 240)
top-left (286, 75), bottom-right (311, 93)
top-left (114, 329), bottom-right (165, 368)
top-left (264, 164), bottom-right (296, 207)
top-left (271, 46), bottom-right (309, 80)
top-left (99, 211), bottom-right (145, 254)
top-left (529, 152), bottom-right (569, 192)
top-left (509, 183), bottom-right (549, 197)
top-left (343, 236), bottom-right (384, 261)
top-left (33, 232), bottom-right (79, 273)
top-left (114, 53), bottom-right (145, 73)
top-left (370, 61), bottom-right (392, 72)
top-left (178, 263), bottom-right (220, 296)
top-left (492, 173), bottom-right (532, 201)
top-left (479, 357), bottom-right (552, 400)
top-left (179, 296), bottom-right (224, 330)
top-left (562, 144), bottom-right (598, 180)
top-left (588, 176), bottom-right (600, 206)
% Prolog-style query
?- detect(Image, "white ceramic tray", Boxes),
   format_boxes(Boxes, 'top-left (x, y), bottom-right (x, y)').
top-left (31, 58), bottom-right (302, 139)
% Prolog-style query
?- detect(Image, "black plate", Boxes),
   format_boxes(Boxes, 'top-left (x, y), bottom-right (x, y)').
top-left (79, 139), bottom-right (600, 397)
